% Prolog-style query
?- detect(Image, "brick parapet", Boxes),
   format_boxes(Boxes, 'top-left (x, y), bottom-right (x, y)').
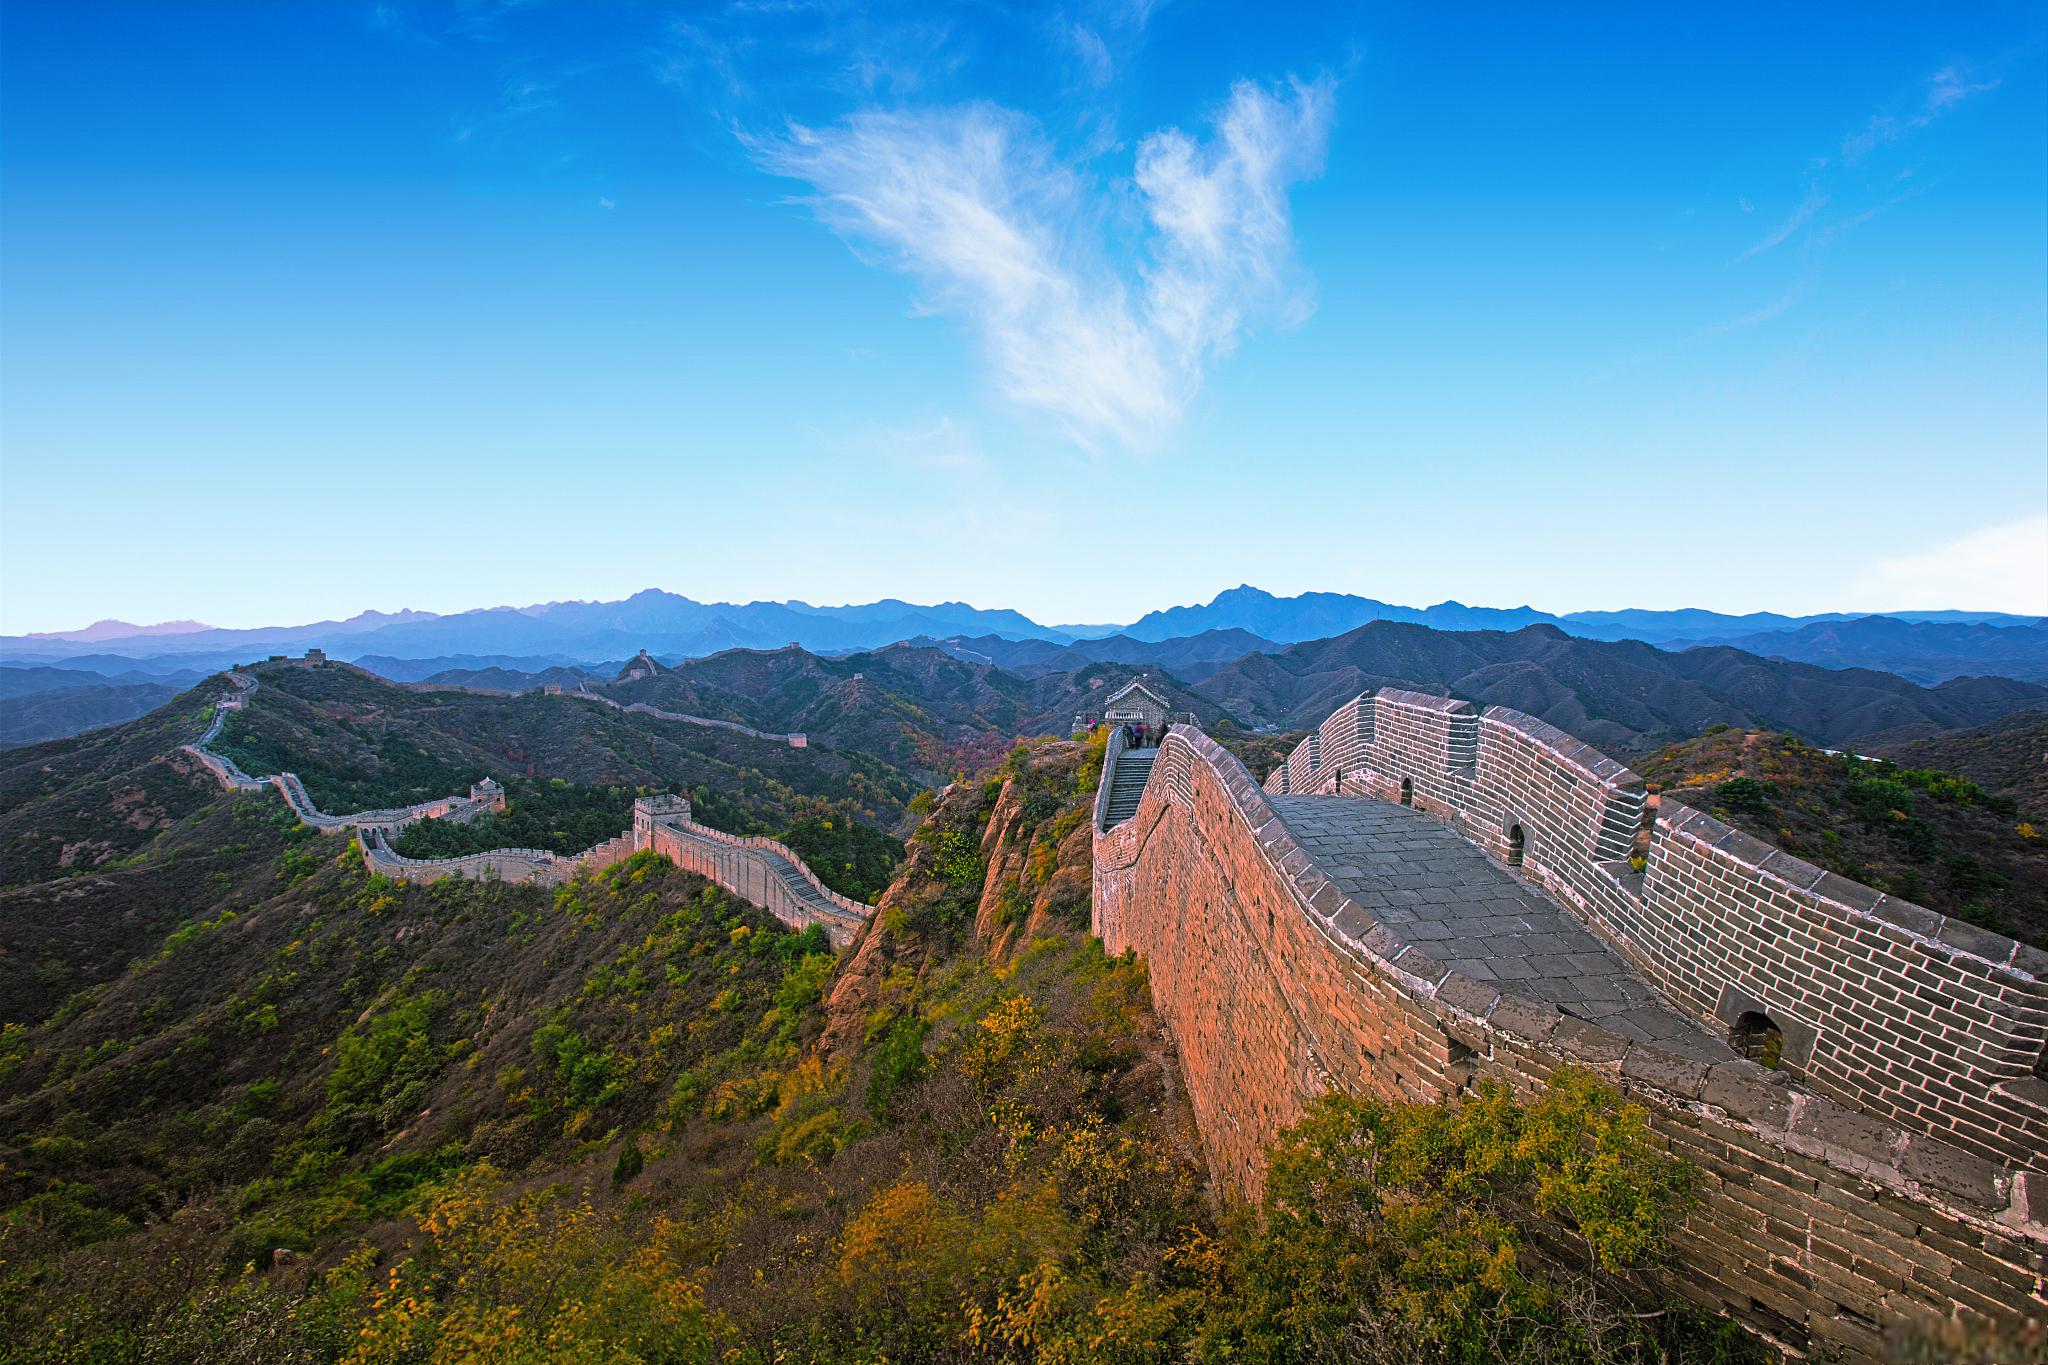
top-left (1259, 689), bottom-right (2046, 1170)
top-left (1103, 721), bottom-right (2045, 1361)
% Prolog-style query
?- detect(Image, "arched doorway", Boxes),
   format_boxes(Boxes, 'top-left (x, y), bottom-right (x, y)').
top-left (1731, 1011), bottom-right (1784, 1070)
top-left (1507, 824), bottom-right (1526, 867)
top-left (1399, 777), bottom-right (1413, 806)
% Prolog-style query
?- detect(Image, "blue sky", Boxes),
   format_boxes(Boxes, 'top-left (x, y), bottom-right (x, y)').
top-left (2, 1), bottom-right (2043, 633)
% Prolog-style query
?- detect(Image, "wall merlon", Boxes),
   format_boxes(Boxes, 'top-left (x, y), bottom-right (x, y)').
top-left (1379, 688), bottom-right (1474, 714)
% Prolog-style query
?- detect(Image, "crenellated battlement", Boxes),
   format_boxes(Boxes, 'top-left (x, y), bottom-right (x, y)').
top-left (1096, 699), bottom-right (2046, 1361)
top-left (1263, 689), bottom-right (2047, 1170)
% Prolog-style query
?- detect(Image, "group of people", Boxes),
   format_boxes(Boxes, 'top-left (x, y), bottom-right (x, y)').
top-left (1120, 720), bottom-right (1162, 749)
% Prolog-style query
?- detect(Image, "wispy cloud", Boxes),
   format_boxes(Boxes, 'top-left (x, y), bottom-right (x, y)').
top-left (1729, 60), bottom-right (2001, 275)
top-left (755, 76), bottom-right (1334, 449)
top-left (1735, 185), bottom-right (1827, 261)
top-left (1844, 64), bottom-right (2001, 163)
top-left (1702, 278), bottom-right (1813, 336)
top-left (1852, 515), bottom-right (2048, 614)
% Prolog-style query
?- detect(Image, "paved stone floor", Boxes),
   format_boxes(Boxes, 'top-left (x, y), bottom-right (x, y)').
top-left (1268, 795), bottom-right (1731, 1061)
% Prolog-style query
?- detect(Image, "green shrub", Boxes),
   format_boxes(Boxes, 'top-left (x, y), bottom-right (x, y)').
top-left (612, 1138), bottom-right (645, 1187)
top-left (865, 1015), bottom-right (929, 1125)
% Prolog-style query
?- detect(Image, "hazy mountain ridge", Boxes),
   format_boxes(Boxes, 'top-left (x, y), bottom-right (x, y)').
top-left (1694, 616), bottom-right (2048, 684)
top-left (1181, 621), bottom-right (2048, 754)
top-left (10, 588), bottom-right (2044, 750)
top-left (13, 585), bottom-right (2040, 672)
top-left (0, 682), bottom-right (181, 748)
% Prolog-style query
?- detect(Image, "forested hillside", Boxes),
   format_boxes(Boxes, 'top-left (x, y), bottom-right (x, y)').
top-left (210, 662), bottom-right (921, 832)
top-left (2, 709), bottom-right (1764, 1363)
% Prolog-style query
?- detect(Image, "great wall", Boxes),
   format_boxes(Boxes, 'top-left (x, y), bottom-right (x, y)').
top-left (1093, 685), bottom-right (2046, 1363)
top-left (181, 656), bottom-right (2047, 1355)
top-left (181, 661), bottom-right (867, 946)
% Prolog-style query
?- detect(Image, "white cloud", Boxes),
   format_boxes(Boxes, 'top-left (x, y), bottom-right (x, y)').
top-left (1064, 22), bottom-right (1114, 87)
top-left (754, 76), bottom-right (1334, 450)
top-left (1735, 185), bottom-right (1826, 261)
top-left (1843, 64), bottom-right (2001, 163)
top-left (1852, 515), bottom-right (2048, 615)
top-left (1702, 278), bottom-right (1811, 336)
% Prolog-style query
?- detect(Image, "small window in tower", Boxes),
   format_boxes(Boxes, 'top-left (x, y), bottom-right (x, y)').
top-left (1400, 777), bottom-right (1414, 806)
top-left (1507, 824), bottom-right (1526, 867)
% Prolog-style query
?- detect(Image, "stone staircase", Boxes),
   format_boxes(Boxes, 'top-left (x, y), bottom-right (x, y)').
top-left (1104, 748), bottom-right (1157, 827)
top-left (761, 845), bottom-right (834, 909)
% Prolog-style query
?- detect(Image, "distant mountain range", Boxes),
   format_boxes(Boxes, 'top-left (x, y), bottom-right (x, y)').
top-left (402, 623), bottom-right (2048, 777)
top-left (4, 586), bottom-right (2042, 748)
top-left (9, 586), bottom-right (2037, 671)
top-left (1120, 585), bottom-right (2040, 650)
top-left (1693, 616), bottom-right (2048, 684)
top-left (1182, 621), bottom-right (2047, 754)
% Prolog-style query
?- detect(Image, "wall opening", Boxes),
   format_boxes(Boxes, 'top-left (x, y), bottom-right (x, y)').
top-left (2034, 1039), bottom-right (2048, 1082)
top-left (1400, 777), bottom-right (1413, 806)
top-left (1731, 1011), bottom-right (1785, 1070)
top-left (1507, 824), bottom-right (1526, 867)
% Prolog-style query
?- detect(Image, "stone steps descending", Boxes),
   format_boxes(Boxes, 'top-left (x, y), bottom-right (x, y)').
top-left (760, 847), bottom-right (832, 906)
top-left (1104, 749), bottom-right (1158, 826)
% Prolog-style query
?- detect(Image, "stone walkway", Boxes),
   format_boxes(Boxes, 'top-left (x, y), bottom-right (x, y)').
top-left (1268, 795), bottom-right (1730, 1061)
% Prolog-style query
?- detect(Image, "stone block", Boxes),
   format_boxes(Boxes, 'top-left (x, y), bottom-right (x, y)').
top-left (1485, 994), bottom-right (1562, 1041)
top-left (1360, 923), bottom-right (1403, 960)
top-left (2006, 1171), bottom-right (2048, 1230)
top-left (1790, 1100), bottom-right (1904, 1167)
top-left (1435, 972), bottom-right (1500, 1019)
top-left (1812, 871), bottom-right (1887, 917)
top-left (1621, 1045), bottom-right (1711, 1099)
top-left (1395, 946), bottom-right (1449, 986)
top-left (1759, 849), bottom-right (1827, 891)
top-left (1328, 902), bottom-right (1378, 944)
top-left (1896, 1134), bottom-right (2002, 1209)
top-left (1936, 916), bottom-right (2018, 965)
top-left (1702, 1062), bottom-right (1793, 1129)
top-left (1712, 826), bottom-right (1777, 867)
top-left (1552, 1015), bottom-right (1631, 1066)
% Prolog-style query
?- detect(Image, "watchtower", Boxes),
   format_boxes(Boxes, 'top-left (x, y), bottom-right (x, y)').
top-left (1101, 677), bottom-right (1170, 732)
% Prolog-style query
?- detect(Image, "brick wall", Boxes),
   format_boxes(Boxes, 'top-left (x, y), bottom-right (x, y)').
top-left (1102, 722), bottom-right (2045, 1362)
top-left (1261, 691), bottom-right (2048, 1171)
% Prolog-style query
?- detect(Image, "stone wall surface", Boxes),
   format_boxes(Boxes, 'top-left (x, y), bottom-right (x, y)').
top-left (1098, 710), bottom-right (2046, 1363)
